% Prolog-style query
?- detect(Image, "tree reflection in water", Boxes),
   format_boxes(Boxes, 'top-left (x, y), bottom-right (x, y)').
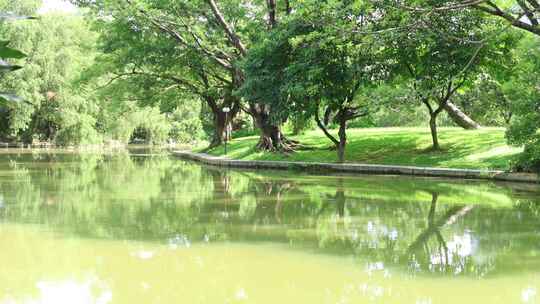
top-left (405, 191), bottom-right (476, 275)
top-left (0, 150), bottom-right (539, 279)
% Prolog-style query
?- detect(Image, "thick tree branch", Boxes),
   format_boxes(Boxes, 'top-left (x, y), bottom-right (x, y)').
top-left (517, 0), bottom-right (539, 25)
top-left (315, 103), bottom-right (339, 146)
top-left (400, 0), bottom-right (487, 11)
top-left (401, 0), bottom-right (540, 36)
top-left (527, 0), bottom-right (540, 10)
top-left (422, 98), bottom-right (435, 115)
top-left (206, 0), bottom-right (248, 56)
top-left (174, 17), bottom-right (235, 63)
top-left (125, 0), bottom-right (234, 70)
top-left (130, 70), bottom-right (204, 95)
top-left (474, 2), bottom-right (540, 35)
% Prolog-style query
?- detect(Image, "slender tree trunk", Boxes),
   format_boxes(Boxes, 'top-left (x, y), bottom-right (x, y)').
top-left (429, 114), bottom-right (440, 150)
top-left (337, 114), bottom-right (347, 163)
top-left (444, 101), bottom-right (481, 130)
top-left (422, 97), bottom-right (443, 151)
top-left (504, 111), bottom-right (513, 125)
top-left (314, 104), bottom-right (350, 162)
top-left (428, 192), bottom-right (439, 225)
top-left (335, 178), bottom-right (345, 218)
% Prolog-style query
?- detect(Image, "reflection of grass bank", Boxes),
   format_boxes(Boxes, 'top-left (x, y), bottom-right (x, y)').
top-left (3, 150), bottom-right (540, 280)
top-left (200, 127), bottom-right (521, 170)
top-left (239, 171), bottom-right (518, 208)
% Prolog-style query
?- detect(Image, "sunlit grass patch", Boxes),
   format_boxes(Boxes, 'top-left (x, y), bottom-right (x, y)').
top-left (465, 146), bottom-right (521, 161)
top-left (199, 127), bottom-right (521, 170)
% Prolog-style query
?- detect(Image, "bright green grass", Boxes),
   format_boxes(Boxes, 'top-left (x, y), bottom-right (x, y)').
top-left (198, 127), bottom-right (522, 170)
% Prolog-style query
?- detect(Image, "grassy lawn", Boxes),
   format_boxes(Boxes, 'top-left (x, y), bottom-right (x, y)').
top-left (197, 127), bottom-right (522, 170)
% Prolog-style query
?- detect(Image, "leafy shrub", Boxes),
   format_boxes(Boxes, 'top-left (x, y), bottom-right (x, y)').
top-left (169, 105), bottom-right (205, 144)
top-left (55, 113), bottom-right (102, 146)
top-left (505, 36), bottom-right (540, 172)
top-left (510, 140), bottom-right (540, 172)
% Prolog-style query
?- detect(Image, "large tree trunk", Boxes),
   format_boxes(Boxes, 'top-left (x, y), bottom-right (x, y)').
top-left (429, 114), bottom-right (440, 150)
top-left (444, 101), bottom-right (481, 130)
top-left (209, 110), bottom-right (232, 148)
top-left (250, 103), bottom-right (296, 152)
top-left (205, 94), bottom-right (239, 148)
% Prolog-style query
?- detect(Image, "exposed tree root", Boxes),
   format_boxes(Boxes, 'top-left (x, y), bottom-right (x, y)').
top-left (255, 135), bottom-right (301, 153)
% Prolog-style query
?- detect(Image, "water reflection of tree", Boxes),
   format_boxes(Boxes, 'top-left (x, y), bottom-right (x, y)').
top-left (209, 169), bottom-right (231, 196)
top-left (254, 180), bottom-right (295, 224)
top-left (317, 178), bottom-right (346, 218)
top-left (406, 191), bottom-right (474, 274)
top-left (2, 153), bottom-right (540, 277)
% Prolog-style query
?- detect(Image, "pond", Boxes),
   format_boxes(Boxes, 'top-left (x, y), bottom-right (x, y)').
top-left (0, 149), bottom-right (539, 304)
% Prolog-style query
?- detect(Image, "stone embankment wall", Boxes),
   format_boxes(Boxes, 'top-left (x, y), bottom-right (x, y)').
top-left (172, 151), bottom-right (540, 184)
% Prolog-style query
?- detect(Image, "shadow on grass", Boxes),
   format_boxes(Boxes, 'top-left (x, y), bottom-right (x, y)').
top-left (200, 128), bottom-right (517, 170)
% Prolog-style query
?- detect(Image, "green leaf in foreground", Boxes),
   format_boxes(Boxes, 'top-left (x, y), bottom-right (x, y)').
top-left (0, 44), bottom-right (26, 59)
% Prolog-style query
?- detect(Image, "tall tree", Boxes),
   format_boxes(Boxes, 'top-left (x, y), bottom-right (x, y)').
top-left (75, 0), bottom-right (297, 151)
top-left (241, 1), bottom-right (384, 161)
top-left (0, 1), bottom-right (36, 108)
top-left (0, 5), bottom-right (100, 144)
top-left (74, 0), bottom-right (243, 147)
top-left (381, 2), bottom-right (506, 150)
top-left (205, 0), bottom-right (299, 151)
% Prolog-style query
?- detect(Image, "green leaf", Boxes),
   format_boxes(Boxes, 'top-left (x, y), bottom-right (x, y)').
top-left (0, 45), bottom-right (26, 59)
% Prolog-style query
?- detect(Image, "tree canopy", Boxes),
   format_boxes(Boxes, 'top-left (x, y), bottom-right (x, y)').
top-left (0, 0), bottom-right (538, 171)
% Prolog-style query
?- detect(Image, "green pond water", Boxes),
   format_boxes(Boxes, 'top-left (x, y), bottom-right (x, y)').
top-left (1, 149), bottom-right (540, 304)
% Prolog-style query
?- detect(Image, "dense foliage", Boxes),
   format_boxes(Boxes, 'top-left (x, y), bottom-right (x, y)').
top-left (0, 14), bottom-right (101, 143)
top-left (506, 36), bottom-right (540, 171)
top-left (0, 0), bottom-right (538, 171)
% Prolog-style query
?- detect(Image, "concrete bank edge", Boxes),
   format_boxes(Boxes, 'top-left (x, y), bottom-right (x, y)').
top-left (171, 151), bottom-right (540, 184)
